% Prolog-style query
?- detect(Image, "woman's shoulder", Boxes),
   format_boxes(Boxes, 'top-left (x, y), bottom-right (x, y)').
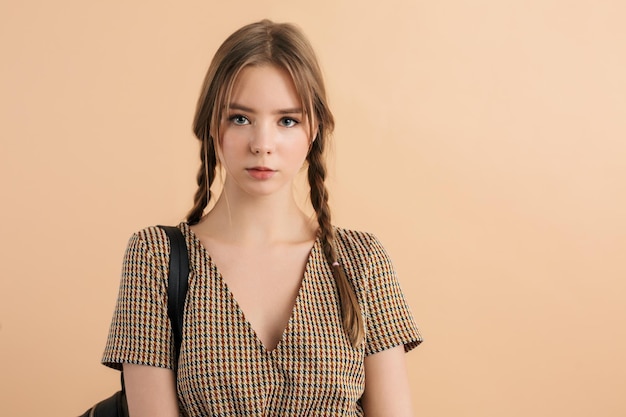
top-left (124, 223), bottom-right (186, 257)
top-left (130, 224), bottom-right (168, 242)
top-left (332, 225), bottom-right (385, 262)
top-left (332, 225), bottom-right (396, 271)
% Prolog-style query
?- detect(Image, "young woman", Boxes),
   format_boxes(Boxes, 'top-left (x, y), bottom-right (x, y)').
top-left (102, 19), bottom-right (422, 417)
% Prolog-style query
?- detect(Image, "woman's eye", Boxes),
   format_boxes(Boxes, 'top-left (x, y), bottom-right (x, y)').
top-left (279, 117), bottom-right (299, 128)
top-left (229, 115), bottom-right (250, 125)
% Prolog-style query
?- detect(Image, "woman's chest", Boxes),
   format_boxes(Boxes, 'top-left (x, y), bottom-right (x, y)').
top-left (176, 263), bottom-right (366, 414)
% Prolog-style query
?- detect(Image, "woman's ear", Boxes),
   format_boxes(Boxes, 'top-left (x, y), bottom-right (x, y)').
top-left (311, 125), bottom-right (320, 144)
top-left (211, 136), bottom-right (223, 165)
top-left (308, 131), bottom-right (318, 154)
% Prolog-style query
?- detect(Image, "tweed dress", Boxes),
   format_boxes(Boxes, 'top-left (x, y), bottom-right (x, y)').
top-left (102, 222), bottom-right (421, 416)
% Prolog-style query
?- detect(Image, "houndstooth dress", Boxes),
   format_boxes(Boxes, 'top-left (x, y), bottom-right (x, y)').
top-left (102, 222), bottom-right (421, 416)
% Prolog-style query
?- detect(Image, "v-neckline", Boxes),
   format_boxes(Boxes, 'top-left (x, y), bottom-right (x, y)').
top-left (183, 222), bottom-right (319, 354)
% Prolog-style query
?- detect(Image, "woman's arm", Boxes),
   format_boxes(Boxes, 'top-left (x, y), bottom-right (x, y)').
top-left (361, 344), bottom-right (415, 417)
top-left (123, 363), bottom-right (179, 417)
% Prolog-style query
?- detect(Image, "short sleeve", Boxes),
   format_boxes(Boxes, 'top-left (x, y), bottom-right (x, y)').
top-left (364, 234), bottom-right (422, 356)
top-left (101, 230), bottom-right (174, 370)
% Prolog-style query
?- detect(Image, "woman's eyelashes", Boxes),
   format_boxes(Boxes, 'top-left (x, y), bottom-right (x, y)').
top-left (227, 114), bottom-right (300, 128)
top-left (229, 114), bottom-right (250, 125)
top-left (279, 117), bottom-right (299, 127)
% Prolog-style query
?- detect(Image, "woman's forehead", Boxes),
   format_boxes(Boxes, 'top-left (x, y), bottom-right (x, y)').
top-left (227, 65), bottom-right (303, 112)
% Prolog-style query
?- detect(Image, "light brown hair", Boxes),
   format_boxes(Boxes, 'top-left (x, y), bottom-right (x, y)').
top-left (187, 19), bottom-right (364, 347)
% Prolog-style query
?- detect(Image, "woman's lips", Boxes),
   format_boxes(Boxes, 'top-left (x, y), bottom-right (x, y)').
top-left (246, 167), bottom-right (276, 180)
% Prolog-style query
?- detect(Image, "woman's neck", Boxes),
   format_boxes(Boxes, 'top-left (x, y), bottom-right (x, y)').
top-left (198, 189), bottom-right (316, 246)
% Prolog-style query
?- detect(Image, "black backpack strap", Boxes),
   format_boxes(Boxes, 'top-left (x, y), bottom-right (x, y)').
top-left (157, 225), bottom-right (190, 366)
top-left (87, 226), bottom-right (189, 416)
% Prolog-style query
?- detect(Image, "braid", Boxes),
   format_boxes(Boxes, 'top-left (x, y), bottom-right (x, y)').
top-left (187, 135), bottom-right (217, 225)
top-left (308, 142), bottom-right (364, 348)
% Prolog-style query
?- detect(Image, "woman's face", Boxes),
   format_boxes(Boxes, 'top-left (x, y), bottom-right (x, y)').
top-left (218, 64), bottom-right (312, 198)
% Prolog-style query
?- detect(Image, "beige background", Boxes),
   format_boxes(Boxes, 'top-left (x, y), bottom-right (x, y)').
top-left (1, 0), bottom-right (625, 416)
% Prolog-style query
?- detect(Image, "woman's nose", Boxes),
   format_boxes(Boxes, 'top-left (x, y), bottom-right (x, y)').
top-left (249, 124), bottom-right (276, 155)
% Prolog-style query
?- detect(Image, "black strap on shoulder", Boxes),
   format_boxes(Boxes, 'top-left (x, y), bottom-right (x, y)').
top-left (119, 225), bottom-right (188, 398)
top-left (157, 225), bottom-right (189, 365)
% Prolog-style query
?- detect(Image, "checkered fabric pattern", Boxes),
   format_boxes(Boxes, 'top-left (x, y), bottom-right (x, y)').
top-left (102, 222), bottom-right (421, 416)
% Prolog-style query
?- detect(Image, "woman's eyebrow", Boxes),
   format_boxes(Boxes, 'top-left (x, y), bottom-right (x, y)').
top-left (228, 102), bottom-right (302, 115)
top-left (276, 107), bottom-right (303, 115)
top-left (229, 103), bottom-right (254, 113)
